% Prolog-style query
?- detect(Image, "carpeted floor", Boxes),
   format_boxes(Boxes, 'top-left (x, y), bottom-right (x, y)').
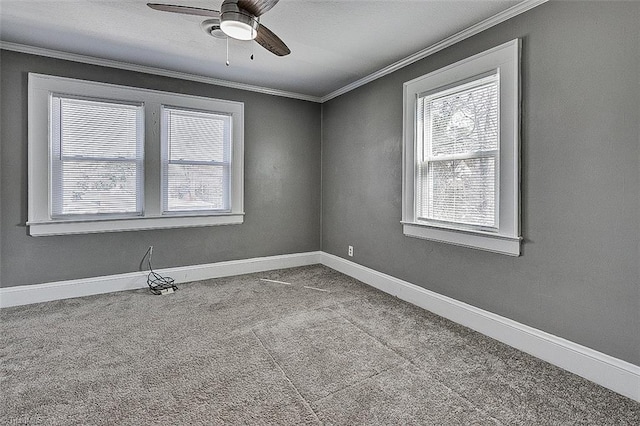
top-left (1, 265), bottom-right (638, 425)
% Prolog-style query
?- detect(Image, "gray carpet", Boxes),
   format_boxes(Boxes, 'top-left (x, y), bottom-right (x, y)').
top-left (1, 265), bottom-right (638, 425)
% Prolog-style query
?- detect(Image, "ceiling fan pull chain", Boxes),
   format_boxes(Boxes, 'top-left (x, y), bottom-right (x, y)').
top-left (251, 17), bottom-right (259, 60)
top-left (226, 37), bottom-right (230, 66)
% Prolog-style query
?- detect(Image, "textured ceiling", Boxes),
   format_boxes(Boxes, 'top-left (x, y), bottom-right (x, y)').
top-left (0, 0), bottom-right (530, 99)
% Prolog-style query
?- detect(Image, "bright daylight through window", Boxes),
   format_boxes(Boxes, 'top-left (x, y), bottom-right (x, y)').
top-left (162, 107), bottom-right (232, 213)
top-left (50, 96), bottom-right (144, 218)
top-left (402, 40), bottom-right (521, 255)
top-left (28, 74), bottom-right (244, 236)
top-left (417, 73), bottom-right (499, 228)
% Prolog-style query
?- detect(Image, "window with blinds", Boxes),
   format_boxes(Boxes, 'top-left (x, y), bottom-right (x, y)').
top-left (161, 106), bottom-right (232, 213)
top-left (402, 40), bottom-right (520, 255)
top-left (50, 96), bottom-right (144, 217)
top-left (29, 74), bottom-right (244, 235)
top-left (416, 74), bottom-right (499, 229)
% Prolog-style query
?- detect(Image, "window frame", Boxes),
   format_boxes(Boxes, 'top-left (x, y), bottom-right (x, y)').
top-left (28, 73), bottom-right (244, 236)
top-left (402, 39), bottom-right (521, 256)
top-left (49, 94), bottom-right (145, 219)
top-left (160, 105), bottom-right (233, 215)
top-left (417, 72), bottom-right (500, 230)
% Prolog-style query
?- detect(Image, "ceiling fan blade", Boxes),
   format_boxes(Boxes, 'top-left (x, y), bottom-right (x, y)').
top-left (255, 23), bottom-right (290, 56)
top-left (147, 3), bottom-right (220, 18)
top-left (237, 0), bottom-right (279, 17)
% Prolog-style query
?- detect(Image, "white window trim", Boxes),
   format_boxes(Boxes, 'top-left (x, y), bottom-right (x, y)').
top-left (49, 95), bottom-right (146, 219)
top-left (28, 73), bottom-right (244, 236)
top-left (160, 106), bottom-right (233, 214)
top-left (402, 39), bottom-right (521, 256)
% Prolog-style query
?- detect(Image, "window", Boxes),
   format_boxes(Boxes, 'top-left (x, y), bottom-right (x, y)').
top-left (28, 74), bottom-right (244, 236)
top-left (51, 96), bottom-right (144, 218)
top-left (417, 73), bottom-right (498, 228)
top-left (161, 107), bottom-right (231, 213)
top-left (402, 40), bottom-right (521, 255)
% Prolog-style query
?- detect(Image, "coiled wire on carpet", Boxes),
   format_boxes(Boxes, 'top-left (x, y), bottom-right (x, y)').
top-left (142, 246), bottom-right (177, 295)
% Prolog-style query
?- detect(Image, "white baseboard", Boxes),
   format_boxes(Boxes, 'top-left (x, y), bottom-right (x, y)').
top-left (320, 252), bottom-right (640, 402)
top-left (1, 250), bottom-right (637, 401)
top-left (0, 251), bottom-right (323, 308)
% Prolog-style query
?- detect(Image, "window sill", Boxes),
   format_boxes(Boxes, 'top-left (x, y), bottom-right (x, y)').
top-left (27, 213), bottom-right (244, 236)
top-left (402, 222), bottom-right (521, 256)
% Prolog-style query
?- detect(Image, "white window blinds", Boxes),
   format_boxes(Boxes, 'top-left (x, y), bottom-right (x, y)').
top-left (50, 96), bottom-right (144, 217)
top-left (162, 106), bottom-right (232, 212)
top-left (417, 73), bottom-right (499, 228)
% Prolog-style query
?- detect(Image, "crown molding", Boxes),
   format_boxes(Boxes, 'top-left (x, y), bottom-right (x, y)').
top-left (320, 0), bottom-right (548, 103)
top-left (0, 41), bottom-right (322, 103)
top-left (1, 0), bottom-right (546, 104)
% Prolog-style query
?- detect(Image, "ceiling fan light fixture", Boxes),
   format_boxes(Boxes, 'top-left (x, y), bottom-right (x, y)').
top-left (220, 2), bottom-right (258, 41)
top-left (149, 1), bottom-right (290, 56)
top-left (220, 18), bottom-right (258, 40)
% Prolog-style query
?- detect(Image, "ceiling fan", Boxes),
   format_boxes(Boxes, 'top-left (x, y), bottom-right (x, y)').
top-left (147, 0), bottom-right (290, 57)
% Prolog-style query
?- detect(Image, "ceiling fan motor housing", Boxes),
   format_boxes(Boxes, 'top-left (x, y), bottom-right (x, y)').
top-left (220, 1), bottom-right (259, 40)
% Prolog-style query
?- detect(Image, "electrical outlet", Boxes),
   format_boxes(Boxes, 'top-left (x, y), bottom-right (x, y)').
top-left (348, 245), bottom-right (354, 257)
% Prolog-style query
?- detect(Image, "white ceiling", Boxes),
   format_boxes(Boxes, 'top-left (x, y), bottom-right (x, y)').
top-left (0, 0), bottom-right (534, 100)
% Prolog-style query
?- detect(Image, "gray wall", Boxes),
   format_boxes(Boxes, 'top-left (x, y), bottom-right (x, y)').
top-left (0, 51), bottom-right (321, 287)
top-left (1, 1), bottom-right (638, 366)
top-left (321, 1), bottom-right (639, 365)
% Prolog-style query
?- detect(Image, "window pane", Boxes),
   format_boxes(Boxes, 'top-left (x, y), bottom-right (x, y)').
top-left (51, 96), bottom-right (143, 217)
top-left (425, 79), bottom-right (498, 157)
top-left (421, 157), bottom-right (496, 227)
top-left (166, 164), bottom-right (227, 211)
top-left (162, 106), bottom-right (232, 213)
top-left (166, 109), bottom-right (228, 162)
top-left (60, 161), bottom-right (138, 215)
top-left (60, 98), bottom-right (140, 159)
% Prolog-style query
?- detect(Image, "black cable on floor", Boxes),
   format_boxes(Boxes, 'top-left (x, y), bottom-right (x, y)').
top-left (142, 246), bottom-right (177, 295)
